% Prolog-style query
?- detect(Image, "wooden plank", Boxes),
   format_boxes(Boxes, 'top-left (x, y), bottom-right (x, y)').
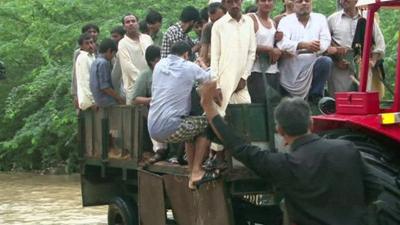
top-left (84, 111), bottom-right (94, 157)
top-left (138, 170), bottom-right (166, 225)
top-left (164, 174), bottom-right (234, 225)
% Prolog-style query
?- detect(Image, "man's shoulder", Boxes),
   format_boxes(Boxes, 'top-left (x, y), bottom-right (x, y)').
top-left (328, 10), bottom-right (342, 21)
top-left (311, 12), bottom-right (327, 20)
top-left (213, 14), bottom-right (230, 28)
top-left (140, 33), bottom-right (153, 42)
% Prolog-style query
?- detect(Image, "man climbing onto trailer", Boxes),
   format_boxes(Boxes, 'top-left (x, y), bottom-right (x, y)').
top-left (148, 41), bottom-right (217, 189)
top-left (199, 80), bottom-right (382, 225)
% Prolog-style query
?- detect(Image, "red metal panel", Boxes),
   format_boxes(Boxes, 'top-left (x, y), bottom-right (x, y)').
top-left (335, 92), bottom-right (380, 115)
top-left (312, 115), bottom-right (400, 143)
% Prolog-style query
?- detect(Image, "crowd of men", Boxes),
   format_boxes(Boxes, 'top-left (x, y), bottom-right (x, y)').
top-left (71, 1), bottom-right (384, 223)
top-left (71, 0), bottom-right (386, 177)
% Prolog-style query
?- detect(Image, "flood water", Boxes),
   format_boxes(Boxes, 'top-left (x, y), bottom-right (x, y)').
top-left (0, 172), bottom-right (107, 225)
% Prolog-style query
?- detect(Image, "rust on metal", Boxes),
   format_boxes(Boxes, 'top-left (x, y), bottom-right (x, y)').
top-left (138, 170), bottom-right (167, 225)
top-left (163, 174), bottom-right (234, 225)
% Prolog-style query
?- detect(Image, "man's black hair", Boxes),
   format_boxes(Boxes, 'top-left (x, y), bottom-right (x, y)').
top-left (146, 10), bottom-right (163, 24)
top-left (208, 2), bottom-right (225, 14)
top-left (170, 41), bottom-right (192, 56)
top-left (81, 23), bottom-right (100, 33)
top-left (145, 45), bottom-right (161, 68)
top-left (180, 6), bottom-right (200, 23)
top-left (245, 5), bottom-right (258, 13)
top-left (99, 38), bottom-right (117, 54)
top-left (139, 20), bottom-right (149, 33)
top-left (121, 13), bottom-right (138, 25)
top-left (200, 7), bottom-right (209, 22)
top-left (274, 97), bottom-right (312, 136)
top-left (77, 33), bottom-right (92, 46)
top-left (110, 26), bottom-right (125, 36)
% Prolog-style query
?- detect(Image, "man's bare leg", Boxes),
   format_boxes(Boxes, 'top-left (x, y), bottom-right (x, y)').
top-left (189, 136), bottom-right (210, 188)
top-left (185, 142), bottom-right (195, 173)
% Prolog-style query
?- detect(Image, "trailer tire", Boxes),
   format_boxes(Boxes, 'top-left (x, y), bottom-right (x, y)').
top-left (108, 196), bottom-right (138, 225)
top-left (320, 129), bottom-right (400, 225)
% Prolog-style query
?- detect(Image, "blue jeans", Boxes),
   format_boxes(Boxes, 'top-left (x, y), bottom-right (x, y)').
top-left (309, 56), bottom-right (333, 97)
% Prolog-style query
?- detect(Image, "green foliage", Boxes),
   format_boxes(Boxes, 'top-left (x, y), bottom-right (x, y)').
top-left (0, 0), bottom-right (398, 171)
top-left (0, 0), bottom-right (208, 171)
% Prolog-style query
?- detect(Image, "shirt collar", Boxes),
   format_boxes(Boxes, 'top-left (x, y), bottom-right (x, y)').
top-left (340, 9), bottom-right (361, 19)
top-left (167, 54), bottom-right (184, 62)
top-left (175, 22), bottom-right (185, 34)
top-left (79, 50), bottom-right (93, 56)
top-left (290, 133), bottom-right (321, 152)
top-left (226, 13), bottom-right (245, 24)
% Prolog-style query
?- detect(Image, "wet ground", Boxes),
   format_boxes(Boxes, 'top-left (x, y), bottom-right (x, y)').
top-left (0, 172), bottom-right (107, 225)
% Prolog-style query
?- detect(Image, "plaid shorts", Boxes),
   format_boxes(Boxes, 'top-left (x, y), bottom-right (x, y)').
top-left (166, 116), bottom-right (208, 143)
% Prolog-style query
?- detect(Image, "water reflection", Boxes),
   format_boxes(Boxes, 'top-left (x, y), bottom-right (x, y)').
top-left (0, 172), bottom-right (107, 225)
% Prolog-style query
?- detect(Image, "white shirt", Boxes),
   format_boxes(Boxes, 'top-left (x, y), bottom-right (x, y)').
top-left (76, 50), bottom-right (95, 110)
top-left (251, 14), bottom-right (279, 74)
top-left (118, 34), bottom-right (153, 103)
top-left (277, 13), bottom-right (331, 91)
top-left (328, 10), bottom-right (385, 55)
top-left (211, 13), bottom-right (256, 87)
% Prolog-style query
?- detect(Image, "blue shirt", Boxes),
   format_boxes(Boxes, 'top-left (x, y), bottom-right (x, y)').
top-left (90, 55), bottom-right (117, 107)
top-left (148, 55), bottom-right (210, 141)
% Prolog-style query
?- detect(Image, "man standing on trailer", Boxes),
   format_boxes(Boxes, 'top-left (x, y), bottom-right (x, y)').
top-left (118, 13), bottom-right (153, 105)
top-left (199, 81), bottom-right (382, 225)
top-left (210, 0), bottom-right (256, 159)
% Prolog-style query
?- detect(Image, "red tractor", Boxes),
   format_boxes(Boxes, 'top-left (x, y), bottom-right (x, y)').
top-left (313, 0), bottom-right (400, 223)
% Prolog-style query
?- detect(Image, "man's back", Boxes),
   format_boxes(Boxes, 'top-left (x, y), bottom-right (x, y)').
top-left (279, 135), bottom-right (368, 225)
top-left (148, 55), bottom-right (209, 141)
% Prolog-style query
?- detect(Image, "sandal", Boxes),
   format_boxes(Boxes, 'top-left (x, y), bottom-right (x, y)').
top-left (192, 170), bottom-right (220, 189)
top-left (203, 158), bottom-right (228, 172)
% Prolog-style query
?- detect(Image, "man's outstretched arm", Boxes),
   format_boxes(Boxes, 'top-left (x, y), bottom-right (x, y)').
top-left (199, 81), bottom-right (285, 179)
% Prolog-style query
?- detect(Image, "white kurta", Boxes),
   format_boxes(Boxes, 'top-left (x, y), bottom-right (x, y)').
top-left (118, 34), bottom-right (153, 104)
top-left (211, 13), bottom-right (256, 115)
top-left (76, 50), bottom-right (95, 110)
top-left (277, 13), bottom-right (331, 98)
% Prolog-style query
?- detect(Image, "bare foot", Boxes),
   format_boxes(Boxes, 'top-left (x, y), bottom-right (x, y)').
top-left (188, 170), bottom-right (205, 189)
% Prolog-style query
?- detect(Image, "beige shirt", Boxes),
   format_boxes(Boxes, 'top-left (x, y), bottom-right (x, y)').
top-left (118, 34), bottom-right (153, 103)
top-left (76, 50), bottom-right (95, 110)
top-left (211, 13), bottom-right (256, 94)
top-left (328, 10), bottom-right (385, 56)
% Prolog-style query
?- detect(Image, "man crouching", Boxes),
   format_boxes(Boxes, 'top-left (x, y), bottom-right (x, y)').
top-left (148, 41), bottom-right (215, 189)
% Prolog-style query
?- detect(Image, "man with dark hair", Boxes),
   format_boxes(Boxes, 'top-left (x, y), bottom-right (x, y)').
top-left (209, 0), bottom-right (256, 163)
top-left (71, 23), bottom-right (101, 109)
top-left (90, 38), bottom-right (124, 107)
top-left (130, 45), bottom-right (168, 163)
top-left (81, 23), bottom-right (100, 44)
top-left (145, 10), bottom-right (164, 47)
top-left (109, 26), bottom-right (126, 99)
top-left (118, 13), bottom-right (153, 104)
top-left (76, 33), bottom-right (96, 110)
top-left (139, 20), bottom-right (149, 34)
top-left (110, 26), bottom-right (125, 44)
top-left (148, 41), bottom-right (212, 189)
top-left (161, 6), bottom-right (200, 58)
top-left (199, 81), bottom-right (382, 225)
top-left (276, 0), bottom-right (332, 103)
top-left (199, 2), bottom-right (226, 66)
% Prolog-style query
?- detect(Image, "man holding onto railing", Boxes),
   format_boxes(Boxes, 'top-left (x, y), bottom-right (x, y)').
top-left (199, 80), bottom-right (382, 225)
top-left (148, 41), bottom-right (216, 189)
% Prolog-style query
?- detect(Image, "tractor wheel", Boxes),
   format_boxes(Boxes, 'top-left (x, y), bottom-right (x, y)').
top-left (108, 196), bottom-right (138, 225)
top-left (320, 129), bottom-right (400, 224)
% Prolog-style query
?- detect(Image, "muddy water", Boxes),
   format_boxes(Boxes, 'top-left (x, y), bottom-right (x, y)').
top-left (0, 172), bottom-right (107, 225)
